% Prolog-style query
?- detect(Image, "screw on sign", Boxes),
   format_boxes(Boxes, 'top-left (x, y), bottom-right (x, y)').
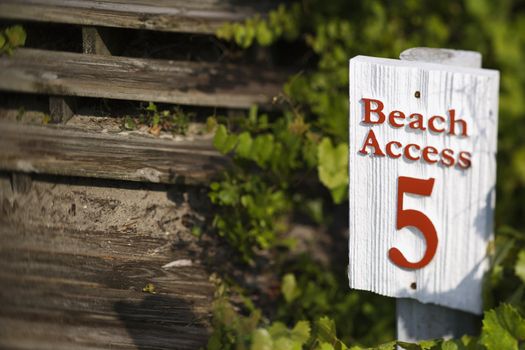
top-left (348, 49), bottom-right (499, 340)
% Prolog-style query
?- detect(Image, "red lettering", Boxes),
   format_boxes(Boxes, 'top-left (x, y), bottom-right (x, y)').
top-left (362, 98), bottom-right (386, 124)
top-left (388, 110), bottom-right (405, 128)
top-left (440, 148), bottom-right (455, 167)
top-left (457, 151), bottom-right (472, 169)
top-left (386, 141), bottom-right (402, 159)
top-left (428, 115), bottom-right (446, 133)
top-left (358, 129), bottom-right (385, 156)
top-left (449, 109), bottom-right (468, 137)
top-left (408, 113), bottom-right (426, 131)
top-left (404, 144), bottom-right (421, 161)
top-left (422, 146), bottom-right (439, 164)
top-left (389, 176), bottom-right (438, 269)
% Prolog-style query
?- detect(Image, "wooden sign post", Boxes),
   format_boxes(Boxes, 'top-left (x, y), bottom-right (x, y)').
top-left (348, 47), bottom-right (499, 341)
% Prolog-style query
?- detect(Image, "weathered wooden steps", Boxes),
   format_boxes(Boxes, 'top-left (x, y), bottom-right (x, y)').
top-left (0, 1), bottom-right (270, 347)
top-left (0, 0), bottom-right (274, 34)
top-left (0, 183), bottom-right (216, 349)
top-left (0, 121), bottom-right (226, 185)
top-left (0, 48), bottom-right (285, 109)
top-left (0, 220), bottom-right (213, 349)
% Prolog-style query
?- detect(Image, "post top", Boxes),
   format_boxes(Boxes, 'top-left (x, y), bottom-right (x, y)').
top-left (400, 47), bottom-right (482, 68)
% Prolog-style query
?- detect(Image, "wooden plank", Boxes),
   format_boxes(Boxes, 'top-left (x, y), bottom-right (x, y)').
top-left (0, 247), bottom-right (212, 350)
top-left (82, 26), bottom-right (124, 55)
top-left (9, 172), bottom-right (32, 194)
top-left (396, 298), bottom-right (479, 342)
top-left (0, 121), bottom-right (226, 184)
top-left (82, 27), bottom-right (112, 55)
top-left (395, 48), bottom-right (485, 343)
top-left (0, 48), bottom-right (285, 109)
top-left (49, 95), bottom-right (76, 123)
top-left (0, 153), bottom-right (217, 349)
top-left (0, 0), bottom-right (274, 34)
top-left (0, 218), bottom-right (213, 349)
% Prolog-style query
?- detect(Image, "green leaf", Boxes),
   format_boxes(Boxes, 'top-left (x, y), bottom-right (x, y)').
top-left (515, 250), bottom-right (525, 283)
top-left (256, 21), bottom-right (273, 46)
top-left (213, 125), bottom-right (237, 154)
top-left (290, 320), bottom-right (310, 344)
top-left (330, 185), bottom-right (348, 204)
top-left (252, 134), bottom-right (274, 167)
top-left (152, 113), bottom-right (160, 127)
top-left (318, 138), bottom-right (348, 203)
top-left (0, 34), bottom-right (5, 50)
top-left (4, 25), bottom-right (26, 47)
top-left (441, 340), bottom-right (460, 350)
top-left (249, 105), bottom-right (258, 125)
top-left (316, 316), bottom-right (348, 349)
top-left (123, 116), bottom-right (136, 130)
top-left (281, 273), bottom-right (301, 303)
top-left (318, 343), bottom-right (335, 350)
top-left (146, 101), bottom-right (157, 112)
top-left (268, 322), bottom-right (289, 338)
top-left (480, 304), bottom-right (525, 350)
top-left (375, 341), bottom-right (397, 350)
top-left (251, 329), bottom-right (273, 350)
top-left (191, 226), bottom-right (202, 238)
top-left (236, 132), bottom-right (254, 158)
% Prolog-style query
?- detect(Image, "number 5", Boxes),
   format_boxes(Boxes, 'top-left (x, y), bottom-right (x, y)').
top-left (389, 176), bottom-right (438, 269)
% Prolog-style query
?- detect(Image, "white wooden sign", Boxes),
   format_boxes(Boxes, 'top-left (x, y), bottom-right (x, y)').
top-left (348, 56), bottom-right (499, 314)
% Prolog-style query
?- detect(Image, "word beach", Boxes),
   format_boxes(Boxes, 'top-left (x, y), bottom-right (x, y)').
top-left (358, 98), bottom-right (471, 169)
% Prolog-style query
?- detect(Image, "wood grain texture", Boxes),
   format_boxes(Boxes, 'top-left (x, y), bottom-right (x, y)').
top-left (348, 56), bottom-right (499, 314)
top-left (49, 95), bottom-right (75, 123)
top-left (400, 48), bottom-right (482, 68)
top-left (0, 175), bottom-right (216, 349)
top-left (395, 49), bottom-right (482, 343)
top-left (0, 48), bottom-right (286, 109)
top-left (396, 298), bottom-right (479, 341)
top-left (82, 27), bottom-right (113, 55)
top-left (0, 0), bottom-right (274, 34)
top-left (0, 121), bottom-right (226, 184)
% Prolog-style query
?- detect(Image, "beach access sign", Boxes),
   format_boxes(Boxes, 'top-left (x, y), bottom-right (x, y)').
top-left (348, 56), bottom-right (499, 314)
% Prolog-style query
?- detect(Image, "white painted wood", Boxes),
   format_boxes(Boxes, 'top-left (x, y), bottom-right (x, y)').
top-left (348, 55), bottom-right (499, 314)
top-left (396, 298), bottom-right (479, 340)
top-left (395, 48), bottom-right (483, 343)
top-left (400, 48), bottom-right (482, 68)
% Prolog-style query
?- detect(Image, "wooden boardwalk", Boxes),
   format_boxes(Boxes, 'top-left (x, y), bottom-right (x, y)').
top-left (0, 0), bottom-right (278, 347)
top-left (0, 48), bottom-right (285, 109)
top-left (0, 122), bottom-right (226, 185)
top-left (0, 178), bottom-right (216, 350)
top-left (0, 0), bottom-right (275, 33)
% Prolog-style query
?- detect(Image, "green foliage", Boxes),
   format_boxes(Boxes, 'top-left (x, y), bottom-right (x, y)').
top-left (209, 174), bottom-right (290, 262)
top-left (209, 299), bottom-right (525, 350)
top-left (317, 138), bottom-right (348, 204)
top-left (208, 0), bottom-right (525, 349)
top-left (209, 109), bottom-right (321, 262)
top-left (274, 257), bottom-right (395, 346)
top-left (484, 227), bottom-right (525, 312)
top-left (516, 250), bottom-right (525, 284)
top-left (216, 4), bottom-right (302, 48)
top-left (0, 25), bottom-right (26, 56)
top-left (480, 304), bottom-right (525, 350)
top-left (281, 274), bottom-right (300, 303)
top-left (122, 102), bottom-right (192, 135)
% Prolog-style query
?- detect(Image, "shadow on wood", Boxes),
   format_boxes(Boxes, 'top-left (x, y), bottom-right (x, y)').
top-left (114, 294), bottom-right (207, 350)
